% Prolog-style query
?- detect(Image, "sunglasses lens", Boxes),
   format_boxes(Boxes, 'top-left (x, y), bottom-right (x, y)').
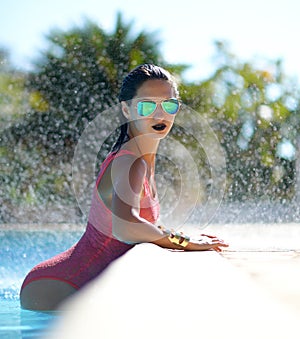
top-left (162, 99), bottom-right (179, 114)
top-left (137, 101), bottom-right (157, 116)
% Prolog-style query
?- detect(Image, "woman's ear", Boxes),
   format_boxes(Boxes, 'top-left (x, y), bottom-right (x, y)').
top-left (121, 101), bottom-right (130, 119)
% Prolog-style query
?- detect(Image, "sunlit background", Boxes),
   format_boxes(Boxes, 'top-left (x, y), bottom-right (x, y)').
top-left (1, 0), bottom-right (300, 225)
top-left (1, 0), bottom-right (300, 82)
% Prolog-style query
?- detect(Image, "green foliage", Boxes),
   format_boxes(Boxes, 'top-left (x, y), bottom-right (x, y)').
top-left (15, 12), bottom-right (183, 161)
top-left (1, 22), bottom-right (300, 222)
top-left (183, 41), bottom-right (300, 201)
top-left (0, 49), bottom-right (29, 128)
top-left (30, 14), bottom-right (166, 120)
top-left (0, 13), bottom-right (184, 221)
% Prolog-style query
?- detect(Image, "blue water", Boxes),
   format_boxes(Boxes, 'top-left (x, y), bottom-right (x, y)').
top-left (0, 227), bottom-right (83, 338)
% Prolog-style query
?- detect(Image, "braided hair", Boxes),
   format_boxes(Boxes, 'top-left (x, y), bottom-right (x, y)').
top-left (111, 64), bottom-right (179, 152)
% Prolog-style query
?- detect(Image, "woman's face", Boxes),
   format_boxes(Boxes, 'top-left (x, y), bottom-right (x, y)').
top-left (123, 79), bottom-right (178, 140)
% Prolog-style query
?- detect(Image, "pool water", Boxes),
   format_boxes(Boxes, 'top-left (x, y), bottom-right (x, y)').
top-left (0, 226), bottom-right (83, 339)
top-left (1, 223), bottom-right (299, 338)
top-left (0, 299), bottom-right (59, 338)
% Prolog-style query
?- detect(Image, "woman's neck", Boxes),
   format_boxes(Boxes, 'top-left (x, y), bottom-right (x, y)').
top-left (126, 130), bottom-right (159, 174)
top-left (134, 137), bottom-right (158, 171)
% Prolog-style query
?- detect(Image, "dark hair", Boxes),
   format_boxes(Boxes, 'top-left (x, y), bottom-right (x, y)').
top-left (111, 64), bottom-right (179, 152)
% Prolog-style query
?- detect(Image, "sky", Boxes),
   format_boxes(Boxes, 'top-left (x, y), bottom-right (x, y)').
top-left (0, 0), bottom-right (299, 82)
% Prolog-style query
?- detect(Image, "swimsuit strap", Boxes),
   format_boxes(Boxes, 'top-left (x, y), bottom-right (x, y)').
top-left (96, 150), bottom-right (136, 186)
top-left (96, 150), bottom-right (158, 202)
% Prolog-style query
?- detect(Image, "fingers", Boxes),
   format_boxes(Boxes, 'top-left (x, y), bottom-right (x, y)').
top-left (197, 237), bottom-right (227, 245)
top-left (194, 239), bottom-right (229, 252)
top-left (199, 234), bottom-right (229, 247)
top-left (200, 233), bottom-right (217, 238)
top-left (213, 242), bottom-right (229, 252)
top-left (189, 234), bottom-right (229, 252)
top-left (209, 238), bottom-right (229, 252)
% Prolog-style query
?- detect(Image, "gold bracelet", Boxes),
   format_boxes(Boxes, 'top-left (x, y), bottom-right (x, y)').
top-left (168, 231), bottom-right (190, 248)
top-left (158, 226), bottom-right (190, 248)
top-left (179, 236), bottom-right (190, 247)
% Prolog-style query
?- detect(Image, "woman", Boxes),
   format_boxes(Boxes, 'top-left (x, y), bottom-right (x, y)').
top-left (20, 64), bottom-right (228, 311)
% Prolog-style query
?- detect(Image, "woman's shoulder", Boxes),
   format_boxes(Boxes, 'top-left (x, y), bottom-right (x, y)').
top-left (113, 150), bottom-right (146, 172)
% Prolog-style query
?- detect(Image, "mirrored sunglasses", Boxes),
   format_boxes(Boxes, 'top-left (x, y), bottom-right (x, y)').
top-left (137, 98), bottom-right (180, 117)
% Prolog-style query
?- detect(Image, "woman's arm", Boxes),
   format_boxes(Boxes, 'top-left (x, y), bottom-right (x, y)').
top-left (111, 155), bottom-right (228, 251)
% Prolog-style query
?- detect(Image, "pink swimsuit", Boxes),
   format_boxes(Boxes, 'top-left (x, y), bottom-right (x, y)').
top-left (21, 150), bottom-right (160, 290)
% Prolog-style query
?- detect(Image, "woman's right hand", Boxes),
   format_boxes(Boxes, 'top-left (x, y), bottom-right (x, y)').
top-left (185, 234), bottom-right (229, 252)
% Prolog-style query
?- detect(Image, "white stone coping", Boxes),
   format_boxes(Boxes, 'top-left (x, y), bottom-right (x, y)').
top-left (46, 243), bottom-right (299, 339)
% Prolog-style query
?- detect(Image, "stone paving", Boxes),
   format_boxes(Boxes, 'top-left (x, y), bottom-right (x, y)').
top-left (46, 231), bottom-right (300, 339)
top-left (210, 223), bottom-right (300, 319)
